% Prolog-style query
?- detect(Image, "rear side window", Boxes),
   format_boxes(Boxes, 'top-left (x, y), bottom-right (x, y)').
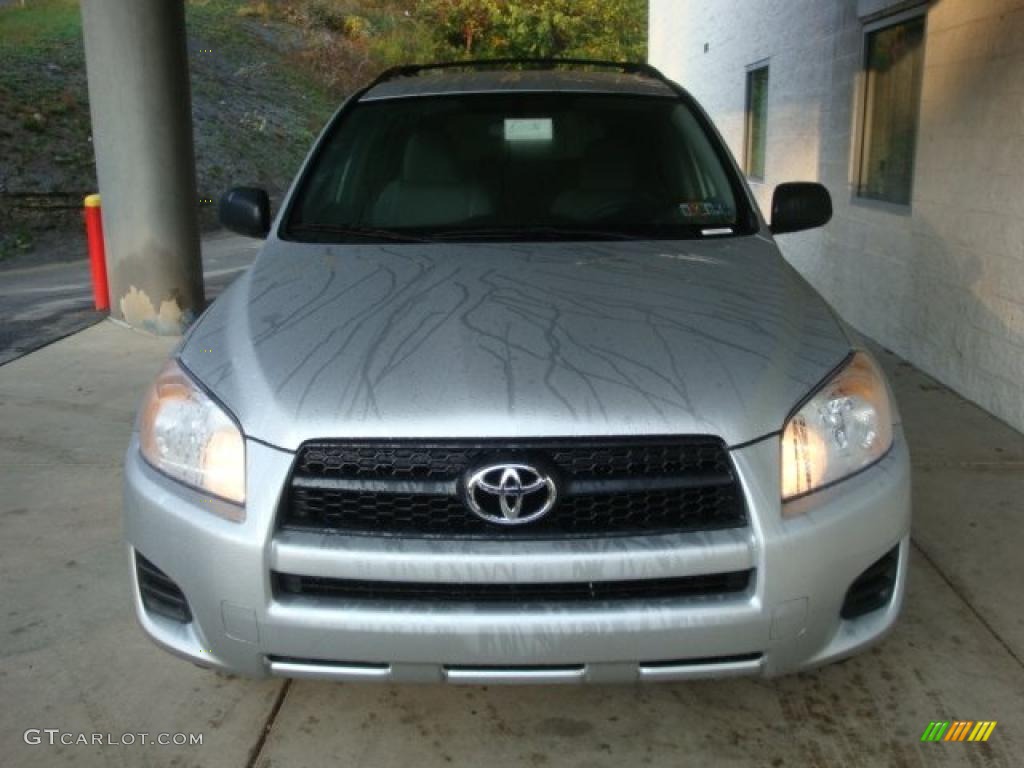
top-left (286, 93), bottom-right (753, 242)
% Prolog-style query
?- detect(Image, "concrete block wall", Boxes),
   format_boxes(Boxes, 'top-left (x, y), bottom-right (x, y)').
top-left (650, 0), bottom-right (1024, 433)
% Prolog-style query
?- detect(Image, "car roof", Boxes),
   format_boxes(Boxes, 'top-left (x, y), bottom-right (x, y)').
top-left (360, 69), bottom-right (678, 102)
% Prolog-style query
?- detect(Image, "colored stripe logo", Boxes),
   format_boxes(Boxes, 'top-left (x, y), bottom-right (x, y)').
top-left (921, 721), bottom-right (997, 742)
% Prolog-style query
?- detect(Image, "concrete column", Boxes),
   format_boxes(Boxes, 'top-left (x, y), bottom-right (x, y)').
top-left (81, 0), bottom-right (204, 335)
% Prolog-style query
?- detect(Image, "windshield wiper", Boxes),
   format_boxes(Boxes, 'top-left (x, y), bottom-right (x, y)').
top-left (429, 226), bottom-right (645, 242)
top-left (287, 223), bottom-right (435, 243)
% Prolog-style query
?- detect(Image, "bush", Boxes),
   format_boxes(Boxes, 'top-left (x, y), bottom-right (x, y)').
top-left (305, 0), bottom-right (349, 32)
top-left (232, 0), bottom-right (647, 97)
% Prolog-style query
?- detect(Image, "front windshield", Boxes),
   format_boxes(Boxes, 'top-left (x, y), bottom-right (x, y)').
top-left (285, 92), bottom-right (753, 242)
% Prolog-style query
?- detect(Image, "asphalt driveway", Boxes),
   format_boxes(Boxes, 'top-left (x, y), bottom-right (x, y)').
top-left (0, 232), bottom-right (259, 365)
top-left (0, 322), bottom-right (1021, 767)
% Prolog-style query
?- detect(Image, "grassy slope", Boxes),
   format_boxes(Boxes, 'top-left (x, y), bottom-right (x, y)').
top-left (0, 0), bottom-right (336, 260)
top-left (185, 0), bottom-right (336, 210)
top-left (0, 0), bottom-right (92, 195)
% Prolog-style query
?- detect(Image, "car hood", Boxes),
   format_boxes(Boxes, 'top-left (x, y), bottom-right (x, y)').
top-left (181, 236), bottom-right (851, 450)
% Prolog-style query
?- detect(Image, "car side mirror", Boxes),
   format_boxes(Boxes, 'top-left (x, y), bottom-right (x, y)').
top-left (770, 182), bottom-right (832, 235)
top-left (219, 187), bottom-right (271, 239)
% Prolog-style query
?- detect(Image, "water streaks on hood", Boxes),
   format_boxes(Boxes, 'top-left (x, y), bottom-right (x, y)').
top-left (181, 237), bottom-right (850, 450)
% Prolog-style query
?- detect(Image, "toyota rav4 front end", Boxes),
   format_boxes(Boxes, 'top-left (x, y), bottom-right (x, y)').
top-left (124, 61), bottom-right (910, 683)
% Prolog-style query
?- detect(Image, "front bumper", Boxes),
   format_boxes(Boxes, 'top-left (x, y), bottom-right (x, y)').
top-left (123, 429), bottom-right (911, 682)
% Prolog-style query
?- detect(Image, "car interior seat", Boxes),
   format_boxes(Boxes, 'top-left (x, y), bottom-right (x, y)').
top-left (371, 130), bottom-right (494, 229)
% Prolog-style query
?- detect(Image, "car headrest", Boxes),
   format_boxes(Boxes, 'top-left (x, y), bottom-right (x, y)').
top-left (578, 140), bottom-right (637, 191)
top-left (403, 131), bottom-right (458, 183)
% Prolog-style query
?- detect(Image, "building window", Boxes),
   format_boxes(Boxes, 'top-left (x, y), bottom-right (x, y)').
top-left (744, 65), bottom-right (769, 180)
top-left (857, 14), bottom-right (926, 205)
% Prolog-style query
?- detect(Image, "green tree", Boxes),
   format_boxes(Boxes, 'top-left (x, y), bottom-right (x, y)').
top-left (417, 0), bottom-right (647, 61)
top-left (420, 0), bottom-right (500, 55)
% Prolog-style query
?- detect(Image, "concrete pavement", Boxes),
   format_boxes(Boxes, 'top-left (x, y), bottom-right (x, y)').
top-left (0, 323), bottom-right (1021, 767)
top-left (0, 232), bottom-right (260, 365)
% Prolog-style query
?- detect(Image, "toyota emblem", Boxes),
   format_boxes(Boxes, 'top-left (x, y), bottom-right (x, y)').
top-left (463, 463), bottom-right (558, 525)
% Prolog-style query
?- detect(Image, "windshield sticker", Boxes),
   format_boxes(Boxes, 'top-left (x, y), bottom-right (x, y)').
top-left (504, 118), bottom-right (554, 142)
top-left (679, 201), bottom-right (732, 219)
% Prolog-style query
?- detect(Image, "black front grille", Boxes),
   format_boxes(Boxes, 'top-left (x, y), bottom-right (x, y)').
top-left (280, 438), bottom-right (747, 538)
top-left (841, 546), bottom-right (900, 620)
top-left (136, 553), bottom-right (192, 623)
top-left (296, 440), bottom-right (733, 480)
top-left (273, 569), bottom-right (753, 603)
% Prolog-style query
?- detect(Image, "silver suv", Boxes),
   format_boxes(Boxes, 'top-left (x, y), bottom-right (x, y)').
top-left (124, 61), bottom-right (910, 683)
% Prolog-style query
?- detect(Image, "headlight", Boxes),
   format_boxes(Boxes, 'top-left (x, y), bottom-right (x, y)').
top-left (781, 352), bottom-right (893, 502)
top-left (139, 359), bottom-right (246, 511)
